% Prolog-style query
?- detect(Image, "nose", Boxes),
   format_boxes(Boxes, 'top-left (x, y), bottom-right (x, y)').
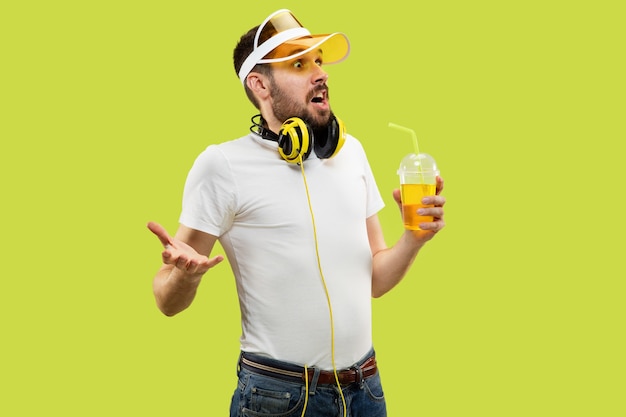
top-left (312, 65), bottom-right (329, 85)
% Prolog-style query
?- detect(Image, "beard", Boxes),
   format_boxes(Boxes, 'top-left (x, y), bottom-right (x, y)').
top-left (269, 80), bottom-right (333, 130)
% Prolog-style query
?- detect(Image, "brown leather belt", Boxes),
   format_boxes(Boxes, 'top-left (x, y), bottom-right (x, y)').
top-left (240, 354), bottom-right (378, 386)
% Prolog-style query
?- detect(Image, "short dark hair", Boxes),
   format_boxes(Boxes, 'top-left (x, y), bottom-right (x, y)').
top-left (233, 25), bottom-right (273, 108)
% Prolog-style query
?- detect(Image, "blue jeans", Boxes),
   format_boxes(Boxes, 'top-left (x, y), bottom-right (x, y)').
top-left (229, 350), bottom-right (387, 417)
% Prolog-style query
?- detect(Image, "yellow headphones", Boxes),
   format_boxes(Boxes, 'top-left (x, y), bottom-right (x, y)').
top-left (251, 114), bottom-right (346, 164)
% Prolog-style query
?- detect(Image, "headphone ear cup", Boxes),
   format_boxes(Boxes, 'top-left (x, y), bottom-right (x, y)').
top-left (334, 117), bottom-right (346, 157)
top-left (314, 116), bottom-right (346, 159)
top-left (278, 117), bottom-right (312, 163)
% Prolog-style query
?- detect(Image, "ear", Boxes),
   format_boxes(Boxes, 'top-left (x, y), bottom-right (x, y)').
top-left (246, 72), bottom-right (271, 101)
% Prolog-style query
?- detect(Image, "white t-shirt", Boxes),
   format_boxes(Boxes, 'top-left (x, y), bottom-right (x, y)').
top-left (179, 133), bottom-right (385, 369)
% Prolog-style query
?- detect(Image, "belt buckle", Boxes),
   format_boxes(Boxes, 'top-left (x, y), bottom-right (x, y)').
top-left (352, 364), bottom-right (364, 388)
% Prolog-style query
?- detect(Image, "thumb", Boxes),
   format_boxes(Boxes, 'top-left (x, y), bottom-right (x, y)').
top-left (147, 221), bottom-right (173, 247)
top-left (392, 189), bottom-right (402, 208)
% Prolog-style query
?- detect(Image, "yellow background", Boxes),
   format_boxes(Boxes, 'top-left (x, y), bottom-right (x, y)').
top-left (1, 1), bottom-right (624, 415)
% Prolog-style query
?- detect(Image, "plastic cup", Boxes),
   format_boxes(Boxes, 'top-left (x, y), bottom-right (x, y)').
top-left (397, 153), bottom-right (439, 230)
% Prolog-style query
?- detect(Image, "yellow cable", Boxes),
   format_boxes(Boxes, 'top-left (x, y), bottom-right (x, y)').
top-left (298, 157), bottom-right (347, 416)
top-left (300, 364), bottom-right (309, 417)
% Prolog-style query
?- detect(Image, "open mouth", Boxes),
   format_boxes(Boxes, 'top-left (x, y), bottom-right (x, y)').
top-left (310, 89), bottom-right (327, 104)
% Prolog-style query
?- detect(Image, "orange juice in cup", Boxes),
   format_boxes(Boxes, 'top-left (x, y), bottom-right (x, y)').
top-left (398, 153), bottom-right (439, 231)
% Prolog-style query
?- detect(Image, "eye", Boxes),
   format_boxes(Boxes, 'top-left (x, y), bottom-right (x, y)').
top-left (293, 60), bottom-right (303, 69)
top-left (315, 58), bottom-right (323, 66)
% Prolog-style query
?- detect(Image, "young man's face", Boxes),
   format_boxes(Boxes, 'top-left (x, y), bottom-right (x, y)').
top-left (267, 45), bottom-right (332, 130)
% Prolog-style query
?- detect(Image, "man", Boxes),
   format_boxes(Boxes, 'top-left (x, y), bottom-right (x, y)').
top-left (148, 9), bottom-right (445, 417)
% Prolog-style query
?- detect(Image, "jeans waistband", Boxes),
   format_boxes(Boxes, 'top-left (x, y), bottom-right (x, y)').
top-left (238, 348), bottom-right (377, 387)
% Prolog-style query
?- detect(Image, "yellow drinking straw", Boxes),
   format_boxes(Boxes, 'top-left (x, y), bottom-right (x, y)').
top-left (388, 122), bottom-right (420, 155)
top-left (388, 122), bottom-right (424, 182)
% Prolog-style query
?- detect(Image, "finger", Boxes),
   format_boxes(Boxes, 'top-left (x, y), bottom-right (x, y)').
top-left (417, 207), bottom-right (444, 218)
top-left (192, 255), bottom-right (224, 272)
top-left (207, 255), bottom-right (225, 268)
top-left (418, 220), bottom-right (445, 233)
top-left (171, 255), bottom-right (224, 275)
top-left (436, 176), bottom-right (445, 195)
top-left (421, 195), bottom-right (446, 207)
top-left (174, 255), bottom-right (190, 270)
top-left (147, 221), bottom-right (173, 247)
top-left (162, 250), bottom-right (190, 269)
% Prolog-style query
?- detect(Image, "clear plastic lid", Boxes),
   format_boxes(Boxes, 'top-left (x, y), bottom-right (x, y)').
top-left (397, 153), bottom-right (439, 175)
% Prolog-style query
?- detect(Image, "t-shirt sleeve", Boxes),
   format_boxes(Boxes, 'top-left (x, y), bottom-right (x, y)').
top-left (178, 146), bottom-right (236, 237)
top-left (355, 139), bottom-right (385, 218)
top-left (364, 161), bottom-right (385, 218)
